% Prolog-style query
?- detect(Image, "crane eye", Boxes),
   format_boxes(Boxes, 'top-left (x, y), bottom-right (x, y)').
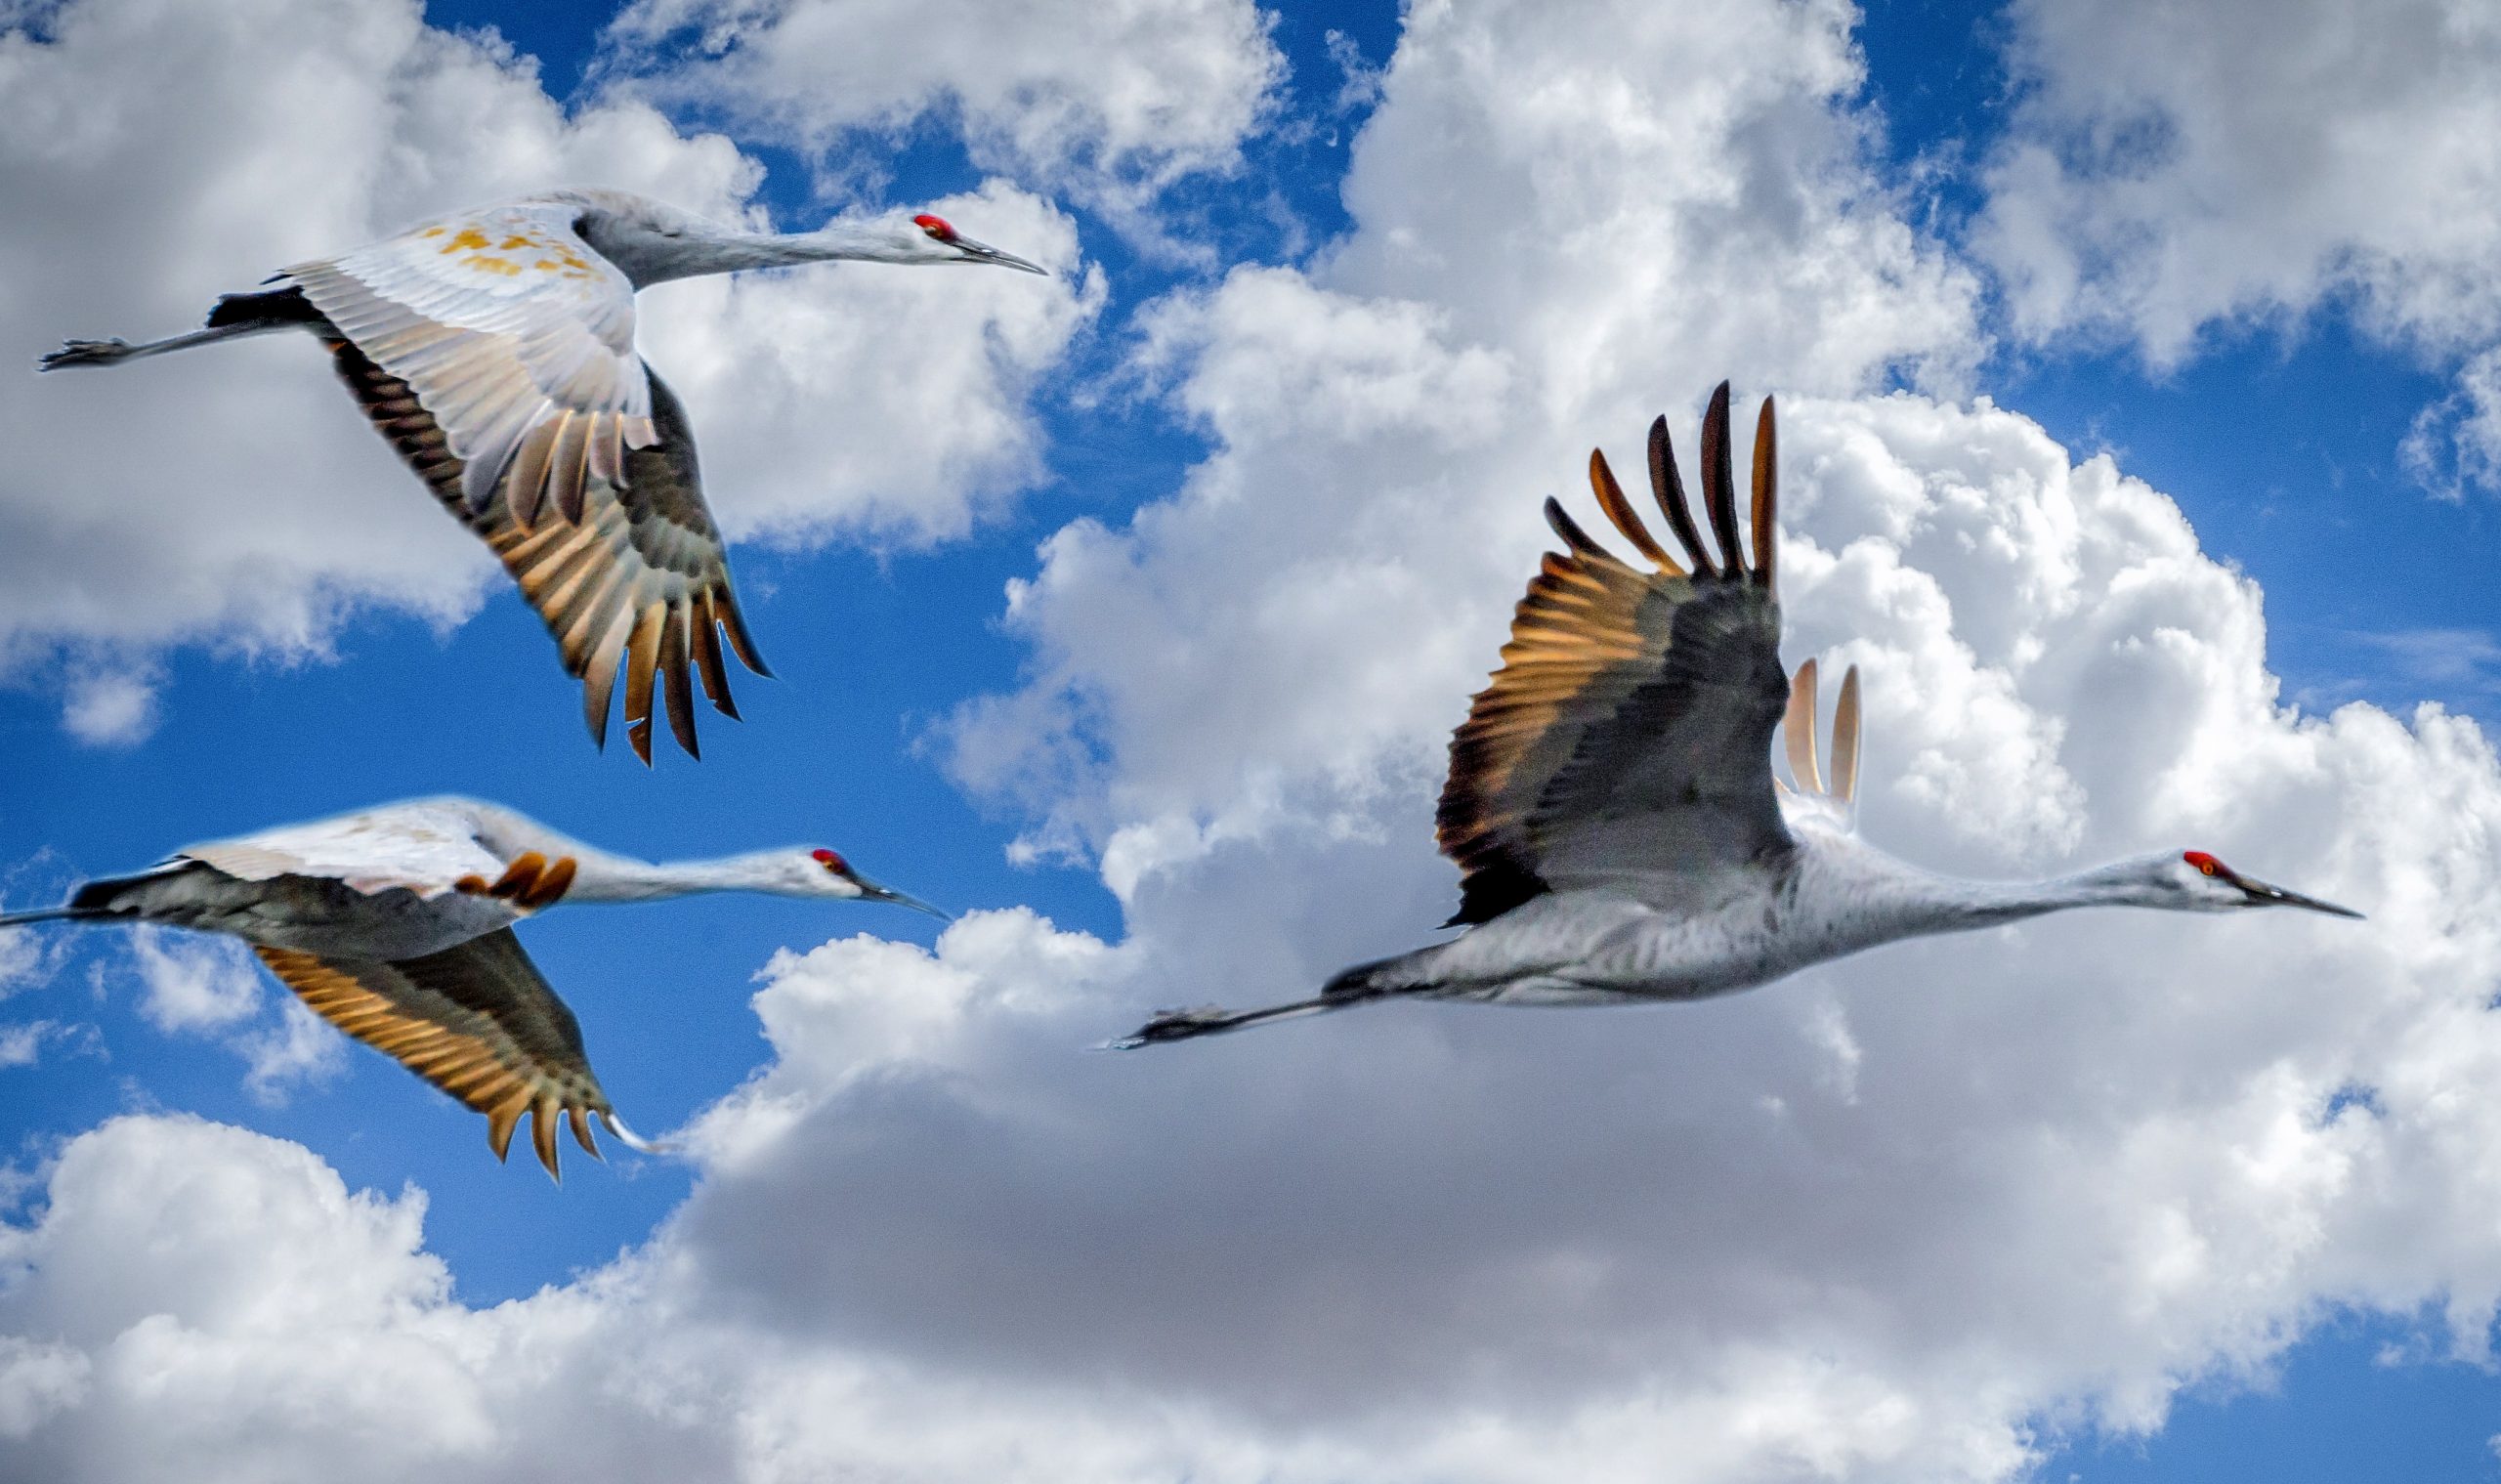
top-left (2183, 850), bottom-right (2222, 877)
top-left (812, 847), bottom-right (849, 874)
top-left (911, 213), bottom-right (954, 242)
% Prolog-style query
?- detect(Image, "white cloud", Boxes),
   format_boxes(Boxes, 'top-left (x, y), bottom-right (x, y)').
top-left (1972, 0), bottom-right (2501, 489)
top-left (56, 667), bottom-right (157, 748)
top-left (10, 0), bottom-right (2501, 1481)
top-left (236, 998), bottom-right (348, 1108)
top-left (127, 928), bottom-right (261, 1035)
top-left (600, 0), bottom-right (1284, 219)
top-left (117, 929), bottom-right (342, 1103)
top-left (0, 0), bottom-right (1093, 735)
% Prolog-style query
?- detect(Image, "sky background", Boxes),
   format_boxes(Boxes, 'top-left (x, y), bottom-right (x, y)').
top-left (3, 0), bottom-right (2500, 1478)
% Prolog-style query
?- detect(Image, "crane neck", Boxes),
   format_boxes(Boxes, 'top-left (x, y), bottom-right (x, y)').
top-left (1792, 837), bottom-right (2169, 951)
top-left (1842, 856), bottom-right (2168, 941)
top-left (561, 850), bottom-right (796, 903)
top-left (623, 223), bottom-right (916, 286)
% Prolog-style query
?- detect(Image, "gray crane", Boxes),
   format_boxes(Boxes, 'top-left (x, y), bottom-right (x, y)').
top-left (1113, 384), bottom-right (2360, 1047)
top-left (40, 189), bottom-right (1046, 761)
top-left (0, 796), bottom-right (943, 1175)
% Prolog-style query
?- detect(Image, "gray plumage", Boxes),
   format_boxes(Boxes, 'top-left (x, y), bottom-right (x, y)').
top-left (1112, 384), bottom-right (2361, 1049)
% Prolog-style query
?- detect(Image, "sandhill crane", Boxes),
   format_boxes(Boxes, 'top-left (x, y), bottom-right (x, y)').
top-left (0, 796), bottom-right (945, 1176)
top-left (1112, 385), bottom-right (2361, 1047)
top-left (39, 190), bottom-right (1047, 761)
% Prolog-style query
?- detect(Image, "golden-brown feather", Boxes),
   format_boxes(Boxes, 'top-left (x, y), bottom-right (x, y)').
top-left (1436, 386), bottom-right (1789, 925)
top-left (255, 929), bottom-right (634, 1179)
top-left (319, 330), bottom-right (765, 762)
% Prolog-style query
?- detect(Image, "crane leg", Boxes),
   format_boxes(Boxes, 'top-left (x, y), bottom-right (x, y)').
top-left (1100, 958), bottom-right (1405, 1049)
top-left (41, 288), bottom-right (318, 371)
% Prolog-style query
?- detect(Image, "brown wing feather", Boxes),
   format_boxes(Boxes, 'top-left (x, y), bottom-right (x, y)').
top-left (254, 928), bottom-right (640, 1179)
top-left (321, 316), bottom-right (767, 762)
top-left (1437, 387), bottom-right (1792, 925)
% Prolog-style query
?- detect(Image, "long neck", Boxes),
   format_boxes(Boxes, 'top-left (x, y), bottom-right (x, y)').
top-left (628, 223), bottom-right (907, 286)
top-left (1898, 865), bottom-right (2155, 933)
top-left (562, 850), bottom-right (791, 904)
top-left (1796, 840), bottom-right (2158, 951)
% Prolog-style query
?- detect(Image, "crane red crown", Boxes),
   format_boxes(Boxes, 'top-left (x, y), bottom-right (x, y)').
top-left (813, 848), bottom-right (850, 874)
top-left (2183, 850), bottom-right (2223, 877)
top-left (912, 213), bottom-right (955, 241)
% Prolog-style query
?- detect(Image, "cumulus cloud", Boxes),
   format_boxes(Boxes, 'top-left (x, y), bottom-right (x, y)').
top-left (1972, 0), bottom-right (2501, 489)
top-left (0, 0), bottom-right (1092, 737)
top-left (10, 0), bottom-right (2501, 1481)
top-left (117, 929), bottom-right (343, 1103)
top-left (601, 0), bottom-right (1284, 219)
top-left (126, 928), bottom-right (261, 1036)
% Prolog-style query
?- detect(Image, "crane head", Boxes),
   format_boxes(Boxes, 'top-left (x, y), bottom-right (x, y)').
top-left (2166, 849), bottom-right (2363, 918)
top-left (783, 847), bottom-right (953, 920)
top-left (903, 212), bottom-right (1048, 275)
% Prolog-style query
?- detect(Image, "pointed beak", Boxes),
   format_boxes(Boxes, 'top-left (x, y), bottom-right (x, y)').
top-left (2234, 873), bottom-right (2364, 919)
top-left (952, 235), bottom-right (1048, 276)
top-left (854, 876), bottom-right (954, 922)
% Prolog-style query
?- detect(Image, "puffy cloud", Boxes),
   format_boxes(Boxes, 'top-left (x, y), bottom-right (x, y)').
top-left (127, 928), bottom-right (260, 1035)
top-left (1972, 0), bottom-right (2501, 488)
top-left (0, 0), bottom-right (1093, 736)
top-left (122, 929), bottom-right (344, 1103)
top-left (11, 0), bottom-right (2501, 1481)
top-left (601, 0), bottom-right (1284, 217)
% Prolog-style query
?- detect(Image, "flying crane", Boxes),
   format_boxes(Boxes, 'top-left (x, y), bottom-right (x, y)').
top-left (1113, 385), bottom-right (2361, 1047)
top-left (40, 189), bottom-right (1047, 761)
top-left (0, 796), bottom-right (945, 1176)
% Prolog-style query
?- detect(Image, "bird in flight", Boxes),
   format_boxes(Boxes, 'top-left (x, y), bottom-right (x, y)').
top-left (0, 796), bottom-right (945, 1176)
top-left (1112, 384), bottom-right (2361, 1047)
top-left (39, 189), bottom-right (1048, 761)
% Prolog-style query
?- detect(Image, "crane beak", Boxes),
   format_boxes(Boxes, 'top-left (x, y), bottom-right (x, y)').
top-left (951, 235), bottom-right (1049, 276)
top-left (854, 876), bottom-right (954, 921)
top-left (2234, 873), bottom-right (2364, 919)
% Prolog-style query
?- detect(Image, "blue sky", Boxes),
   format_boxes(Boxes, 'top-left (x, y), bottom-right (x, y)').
top-left (4, 0), bottom-right (2501, 1479)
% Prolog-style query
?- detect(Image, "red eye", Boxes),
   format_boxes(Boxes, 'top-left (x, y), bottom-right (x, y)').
top-left (812, 848), bottom-right (848, 873)
top-left (2183, 850), bottom-right (2222, 877)
top-left (911, 213), bottom-right (954, 241)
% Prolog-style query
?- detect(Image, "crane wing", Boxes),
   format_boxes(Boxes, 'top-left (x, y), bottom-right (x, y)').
top-left (1437, 384), bottom-right (1792, 925)
top-left (276, 199), bottom-right (655, 524)
top-left (1775, 657), bottom-right (1864, 834)
top-left (327, 326), bottom-right (767, 762)
top-left (254, 928), bottom-right (653, 1179)
top-left (180, 799), bottom-right (513, 899)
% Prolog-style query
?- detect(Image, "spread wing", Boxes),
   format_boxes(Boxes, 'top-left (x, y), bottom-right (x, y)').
top-left (1776, 657), bottom-right (1864, 835)
top-left (255, 929), bottom-right (654, 1179)
top-left (326, 321), bottom-right (768, 762)
top-left (179, 800), bottom-right (513, 898)
top-left (1437, 383), bottom-right (1792, 925)
top-left (276, 199), bottom-right (655, 523)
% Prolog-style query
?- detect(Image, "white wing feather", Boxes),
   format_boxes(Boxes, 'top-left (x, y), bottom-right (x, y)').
top-left (276, 200), bottom-right (655, 520)
top-left (178, 799), bottom-right (534, 899)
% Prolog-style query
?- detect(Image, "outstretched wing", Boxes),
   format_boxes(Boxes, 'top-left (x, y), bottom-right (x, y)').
top-left (1776, 657), bottom-right (1863, 834)
top-left (327, 323), bottom-right (768, 762)
top-left (179, 798), bottom-right (512, 899)
top-left (276, 199), bottom-right (654, 523)
top-left (1437, 384), bottom-right (1792, 925)
top-left (254, 928), bottom-right (653, 1179)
